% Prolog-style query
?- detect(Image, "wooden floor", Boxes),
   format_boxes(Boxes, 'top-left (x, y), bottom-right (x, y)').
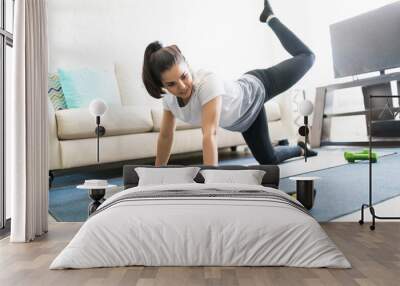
top-left (1, 222), bottom-right (400, 286)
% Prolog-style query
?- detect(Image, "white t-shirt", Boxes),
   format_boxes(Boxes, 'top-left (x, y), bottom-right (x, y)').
top-left (162, 70), bottom-right (266, 132)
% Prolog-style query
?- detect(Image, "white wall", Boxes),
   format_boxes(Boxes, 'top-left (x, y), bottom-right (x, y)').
top-left (47, 0), bottom-right (400, 139)
top-left (268, 0), bottom-right (399, 141)
top-left (48, 0), bottom-right (278, 106)
top-left (259, 0), bottom-right (396, 89)
top-left (48, 0), bottom-right (399, 99)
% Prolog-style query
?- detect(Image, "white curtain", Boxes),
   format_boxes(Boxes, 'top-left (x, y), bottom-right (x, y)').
top-left (10, 0), bottom-right (49, 242)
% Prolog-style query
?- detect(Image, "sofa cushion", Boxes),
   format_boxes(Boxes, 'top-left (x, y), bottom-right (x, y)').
top-left (151, 109), bottom-right (198, 132)
top-left (56, 105), bottom-right (153, 140)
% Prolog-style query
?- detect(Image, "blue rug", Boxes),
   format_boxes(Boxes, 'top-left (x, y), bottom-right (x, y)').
top-left (49, 153), bottom-right (400, 222)
top-left (280, 152), bottom-right (400, 221)
top-left (49, 177), bottom-right (123, 222)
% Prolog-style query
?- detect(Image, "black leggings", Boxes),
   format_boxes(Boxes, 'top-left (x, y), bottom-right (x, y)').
top-left (242, 17), bottom-right (315, 164)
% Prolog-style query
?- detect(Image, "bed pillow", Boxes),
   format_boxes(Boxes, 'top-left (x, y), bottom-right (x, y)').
top-left (58, 65), bottom-right (122, 109)
top-left (200, 169), bottom-right (266, 185)
top-left (135, 167), bottom-right (201, 186)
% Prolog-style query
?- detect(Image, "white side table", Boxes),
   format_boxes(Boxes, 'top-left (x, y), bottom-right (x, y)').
top-left (77, 184), bottom-right (116, 215)
top-left (289, 177), bottom-right (320, 210)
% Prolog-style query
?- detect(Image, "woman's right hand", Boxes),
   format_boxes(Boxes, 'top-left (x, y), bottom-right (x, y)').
top-left (155, 110), bottom-right (176, 166)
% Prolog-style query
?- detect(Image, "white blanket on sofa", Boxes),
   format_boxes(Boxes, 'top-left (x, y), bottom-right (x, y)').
top-left (50, 183), bottom-right (351, 269)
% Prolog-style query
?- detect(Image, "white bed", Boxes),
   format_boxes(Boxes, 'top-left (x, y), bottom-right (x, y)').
top-left (50, 181), bottom-right (351, 269)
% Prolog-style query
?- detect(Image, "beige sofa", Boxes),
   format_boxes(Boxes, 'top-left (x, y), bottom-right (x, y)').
top-left (48, 93), bottom-right (296, 172)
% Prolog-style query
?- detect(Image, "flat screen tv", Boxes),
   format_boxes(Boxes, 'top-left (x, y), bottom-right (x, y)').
top-left (330, 2), bottom-right (400, 78)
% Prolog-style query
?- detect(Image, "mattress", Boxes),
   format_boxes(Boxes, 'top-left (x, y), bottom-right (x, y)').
top-left (50, 183), bottom-right (351, 269)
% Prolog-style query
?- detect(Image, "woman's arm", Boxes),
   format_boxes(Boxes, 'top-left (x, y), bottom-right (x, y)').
top-left (201, 96), bottom-right (222, 166)
top-left (155, 110), bottom-right (176, 166)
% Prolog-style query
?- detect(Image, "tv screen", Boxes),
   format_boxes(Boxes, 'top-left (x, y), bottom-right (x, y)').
top-left (330, 2), bottom-right (400, 78)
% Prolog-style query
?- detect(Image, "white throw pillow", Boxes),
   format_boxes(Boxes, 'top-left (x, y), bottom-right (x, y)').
top-left (135, 167), bottom-right (201, 186)
top-left (200, 169), bottom-right (266, 185)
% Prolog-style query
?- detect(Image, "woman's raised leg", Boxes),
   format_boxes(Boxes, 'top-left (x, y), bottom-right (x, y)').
top-left (242, 1), bottom-right (318, 163)
top-left (247, 1), bottom-right (315, 102)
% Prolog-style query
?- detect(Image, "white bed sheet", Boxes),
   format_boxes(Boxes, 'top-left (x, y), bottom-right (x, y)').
top-left (50, 183), bottom-right (351, 269)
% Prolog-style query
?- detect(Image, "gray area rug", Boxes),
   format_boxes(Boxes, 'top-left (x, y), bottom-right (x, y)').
top-left (280, 152), bottom-right (400, 221)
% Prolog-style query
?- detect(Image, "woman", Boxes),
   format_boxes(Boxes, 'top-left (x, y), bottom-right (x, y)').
top-left (142, 0), bottom-right (317, 166)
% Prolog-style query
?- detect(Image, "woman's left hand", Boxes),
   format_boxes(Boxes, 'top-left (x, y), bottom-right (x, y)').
top-left (201, 96), bottom-right (222, 166)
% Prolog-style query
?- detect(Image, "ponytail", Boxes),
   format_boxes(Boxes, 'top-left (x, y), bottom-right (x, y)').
top-left (142, 41), bottom-right (186, 99)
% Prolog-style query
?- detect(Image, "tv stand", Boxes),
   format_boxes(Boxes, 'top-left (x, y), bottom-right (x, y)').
top-left (311, 72), bottom-right (400, 147)
top-left (359, 95), bottom-right (400, 231)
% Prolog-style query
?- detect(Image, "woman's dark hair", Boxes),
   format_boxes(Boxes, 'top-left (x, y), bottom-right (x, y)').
top-left (142, 41), bottom-right (186, 99)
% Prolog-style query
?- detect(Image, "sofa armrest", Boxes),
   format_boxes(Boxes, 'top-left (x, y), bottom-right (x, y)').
top-left (48, 100), bottom-right (62, 170)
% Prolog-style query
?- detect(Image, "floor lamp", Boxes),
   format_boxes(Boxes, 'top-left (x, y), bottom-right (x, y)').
top-left (85, 99), bottom-right (109, 215)
top-left (291, 99), bottom-right (318, 210)
top-left (298, 99), bottom-right (314, 162)
top-left (89, 99), bottom-right (108, 163)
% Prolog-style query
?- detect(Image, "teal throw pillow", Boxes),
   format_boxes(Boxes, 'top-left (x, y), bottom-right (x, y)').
top-left (58, 66), bottom-right (122, 109)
